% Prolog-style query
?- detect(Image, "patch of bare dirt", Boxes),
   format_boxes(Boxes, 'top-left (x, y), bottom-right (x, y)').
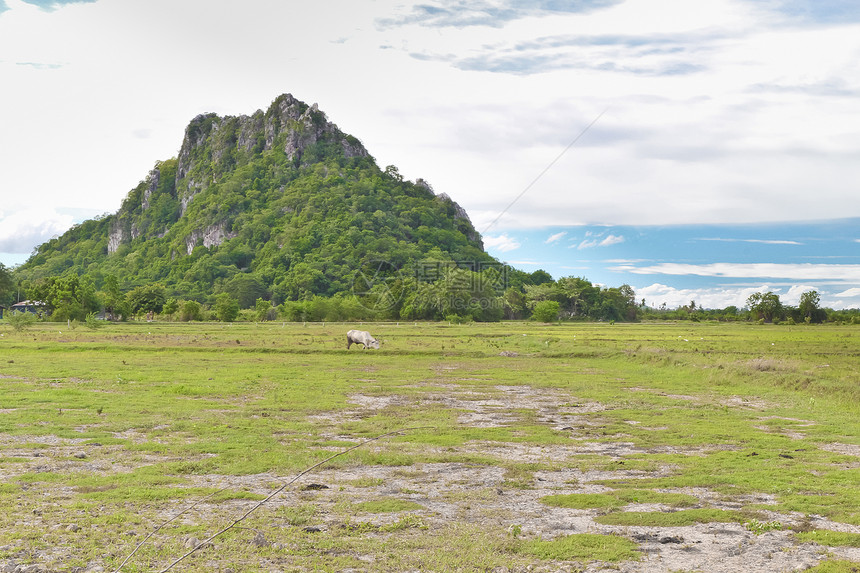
top-left (169, 460), bottom-right (856, 573)
top-left (754, 416), bottom-right (817, 440)
top-left (822, 443), bottom-right (860, 457)
top-left (178, 386), bottom-right (860, 571)
top-left (720, 396), bottom-right (776, 410)
top-left (4, 384), bottom-right (859, 572)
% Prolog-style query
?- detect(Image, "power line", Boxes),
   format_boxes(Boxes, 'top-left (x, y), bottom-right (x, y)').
top-left (481, 108), bottom-right (608, 235)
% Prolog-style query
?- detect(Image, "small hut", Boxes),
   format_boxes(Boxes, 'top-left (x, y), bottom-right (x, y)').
top-left (10, 300), bottom-right (46, 316)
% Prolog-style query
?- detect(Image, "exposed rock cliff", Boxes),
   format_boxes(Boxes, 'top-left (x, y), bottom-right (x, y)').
top-left (184, 221), bottom-right (237, 255)
top-left (436, 192), bottom-right (484, 250)
top-left (19, 92), bottom-right (492, 303)
top-left (176, 94), bottom-right (368, 217)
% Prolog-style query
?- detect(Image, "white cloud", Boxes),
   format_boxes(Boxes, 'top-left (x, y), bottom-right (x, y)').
top-left (635, 281), bottom-right (860, 311)
top-left (635, 282), bottom-right (772, 310)
top-left (545, 231), bottom-right (567, 244)
top-left (834, 287), bottom-right (860, 298)
top-left (574, 233), bottom-right (624, 249)
top-left (0, 207), bottom-right (74, 254)
top-left (2, 0), bottom-right (858, 239)
top-left (828, 287), bottom-right (860, 310)
top-left (508, 260), bottom-right (556, 268)
top-left (1, 0), bottom-right (860, 288)
top-left (483, 234), bottom-right (521, 252)
top-left (613, 262), bottom-right (860, 283)
top-left (698, 238), bottom-right (803, 245)
top-left (783, 284), bottom-right (820, 306)
top-left (599, 234), bottom-right (625, 247)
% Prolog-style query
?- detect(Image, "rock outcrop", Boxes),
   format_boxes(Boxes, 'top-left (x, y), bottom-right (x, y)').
top-left (176, 94), bottom-right (368, 216)
top-left (185, 222), bottom-right (236, 255)
top-left (18, 92), bottom-right (491, 300)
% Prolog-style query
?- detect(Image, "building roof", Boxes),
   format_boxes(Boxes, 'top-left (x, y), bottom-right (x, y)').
top-left (11, 300), bottom-right (45, 307)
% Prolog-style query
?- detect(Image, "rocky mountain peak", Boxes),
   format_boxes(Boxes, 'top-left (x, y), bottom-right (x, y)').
top-left (176, 94), bottom-right (369, 215)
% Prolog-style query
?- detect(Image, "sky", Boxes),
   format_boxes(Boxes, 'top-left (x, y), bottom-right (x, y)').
top-left (1, 0), bottom-right (859, 309)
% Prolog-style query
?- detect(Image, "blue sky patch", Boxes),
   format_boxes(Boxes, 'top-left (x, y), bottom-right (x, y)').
top-left (381, 0), bottom-right (623, 29)
top-left (19, 0), bottom-right (96, 10)
top-left (748, 0), bottom-right (860, 24)
top-left (485, 219), bottom-right (860, 309)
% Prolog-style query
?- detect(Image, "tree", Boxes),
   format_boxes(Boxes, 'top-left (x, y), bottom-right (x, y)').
top-left (180, 300), bottom-right (203, 322)
top-left (214, 293), bottom-right (239, 322)
top-left (383, 164), bottom-right (403, 182)
top-left (0, 263), bottom-right (14, 306)
top-left (556, 277), bottom-right (599, 318)
top-left (798, 290), bottom-right (825, 323)
top-left (747, 291), bottom-right (783, 323)
top-left (528, 269), bottom-right (554, 286)
top-left (254, 297), bottom-right (272, 321)
top-left (162, 298), bottom-right (179, 317)
top-left (127, 283), bottom-right (167, 315)
top-left (398, 266), bottom-right (503, 322)
top-left (532, 300), bottom-right (560, 322)
top-left (222, 274), bottom-right (268, 309)
top-left (30, 273), bottom-right (99, 321)
top-left (503, 287), bottom-right (527, 320)
top-left (617, 284), bottom-right (638, 321)
top-left (101, 274), bottom-right (128, 320)
top-left (5, 310), bottom-right (37, 331)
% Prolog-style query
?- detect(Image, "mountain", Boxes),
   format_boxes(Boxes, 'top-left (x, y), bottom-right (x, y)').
top-left (17, 94), bottom-right (501, 308)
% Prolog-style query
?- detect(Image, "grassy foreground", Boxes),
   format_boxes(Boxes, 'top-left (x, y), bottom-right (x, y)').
top-left (0, 320), bottom-right (858, 571)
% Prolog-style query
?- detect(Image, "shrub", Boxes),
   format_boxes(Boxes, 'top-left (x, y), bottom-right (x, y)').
top-left (162, 298), bottom-right (179, 317)
top-left (532, 300), bottom-right (560, 323)
top-left (5, 310), bottom-right (37, 331)
top-left (214, 293), bottom-right (239, 322)
top-left (254, 297), bottom-right (273, 321)
top-left (180, 300), bottom-right (203, 322)
top-left (445, 314), bottom-right (470, 324)
top-left (84, 313), bottom-right (104, 330)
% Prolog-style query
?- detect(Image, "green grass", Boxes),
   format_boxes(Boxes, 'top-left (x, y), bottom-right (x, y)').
top-left (797, 530), bottom-right (860, 547)
top-left (595, 508), bottom-right (761, 527)
top-left (804, 561), bottom-right (860, 573)
top-left (541, 489), bottom-right (698, 510)
top-left (744, 518), bottom-right (784, 534)
top-left (1, 320), bottom-right (860, 570)
top-left (517, 533), bottom-right (640, 562)
top-left (352, 499), bottom-right (424, 513)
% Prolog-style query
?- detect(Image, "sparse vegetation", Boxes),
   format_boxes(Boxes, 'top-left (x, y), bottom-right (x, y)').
top-left (542, 490), bottom-right (698, 511)
top-left (744, 518), bottom-right (784, 534)
top-left (1, 321), bottom-right (859, 571)
top-left (595, 509), bottom-right (759, 527)
top-left (3, 310), bottom-right (36, 331)
top-left (804, 561), bottom-right (860, 573)
top-left (796, 530), bottom-right (860, 547)
top-left (519, 533), bottom-right (640, 562)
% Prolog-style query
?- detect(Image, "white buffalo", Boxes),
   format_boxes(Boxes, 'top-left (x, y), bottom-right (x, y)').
top-left (346, 329), bottom-right (380, 350)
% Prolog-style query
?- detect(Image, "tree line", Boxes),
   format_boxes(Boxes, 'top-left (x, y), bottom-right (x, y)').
top-left (1, 264), bottom-right (634, 323)
top-left (4, 262), bottom-right (856, 324)
top-left (637, 290), bottom-right (859, 324)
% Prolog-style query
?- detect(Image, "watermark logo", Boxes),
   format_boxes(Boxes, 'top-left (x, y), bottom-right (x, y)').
top-left (414, 261), bottom-right (509, 291)
top-left (351, 260), bottom-right (404, 312)
top-left (352, 259), bottom-right (510, 313)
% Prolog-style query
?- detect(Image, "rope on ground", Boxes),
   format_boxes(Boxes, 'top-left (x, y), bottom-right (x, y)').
top-left (111, 487), bottom-right (228, 573)
top-left (111, 426), bottom-right (430, 572)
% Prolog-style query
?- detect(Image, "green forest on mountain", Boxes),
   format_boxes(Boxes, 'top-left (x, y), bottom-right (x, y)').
top-left (0, 94), bottom-right (854, 325)
top-left (0, 95), bottom-right (636, 323)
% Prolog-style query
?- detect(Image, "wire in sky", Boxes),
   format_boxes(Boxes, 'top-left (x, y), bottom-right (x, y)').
top-left (481, 107), bottom-right (609, 235)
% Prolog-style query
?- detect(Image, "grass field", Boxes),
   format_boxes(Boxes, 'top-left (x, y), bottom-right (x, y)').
top-left (0, 320), bottom-right (859, 572)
